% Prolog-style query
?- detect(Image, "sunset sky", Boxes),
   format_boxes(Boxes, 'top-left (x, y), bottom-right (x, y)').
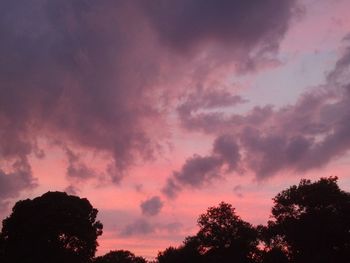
top-left (1, 0), bottom-right (350, 260)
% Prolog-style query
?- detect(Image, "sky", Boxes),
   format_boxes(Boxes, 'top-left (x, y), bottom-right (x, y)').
top-left (1, 0), bottom-right (350, 260)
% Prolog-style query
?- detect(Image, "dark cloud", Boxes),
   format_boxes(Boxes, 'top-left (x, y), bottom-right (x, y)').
top-left (140, 196), bottom-right (163, 216)
top-left (172, 38), bottom-right (350, 187)
top-left (141, 0), bottom-right (298, 54)
top-left (162, 178), bottom-right (181, 199)
top-left (0, 157), bottom-right (36, 211)
top-left (172, 155), bottom-right (223, 188)
top-left (163, 134), bottom-right (240, 198)
top-left (213, 134), bottom-right (241, 171)
top-left (0, 0), bottom-right (164, 199)
top-left (233, 83), bottom-right (350, 178)
top-left (163, 154), bottom-right (224, 197)
top-left (0, 0), bottom-right (299, 205)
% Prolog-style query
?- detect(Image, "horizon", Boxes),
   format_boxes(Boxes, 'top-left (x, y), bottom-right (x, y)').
top-left (2, 176), bottom-right (346, 261)
top-left (1, 0), bottom-right (350, 259)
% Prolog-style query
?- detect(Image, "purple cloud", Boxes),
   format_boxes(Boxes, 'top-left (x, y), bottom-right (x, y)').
top-left (141, 0), bottom-right (298, 53)
top-left (0, 0), bottom-right (164, 197)
top-left (0, 157), bottom-right (36, 212)
top-left (163, 134), bottom-right (240, 198)
top-left (65, 148), bottom-right (97, 180)
top-left (140, 196), bottom-right (164, 216)
top-left (0, 0), bottom-right (300, 207)
top-left (120, 219), bottom-right (155, 237)
top-left (213, 134), bottom-right (241, 171)
top-left (172, 37), bottom-right (350, 187)
top-left (119, 218), bottom-right (182, 237)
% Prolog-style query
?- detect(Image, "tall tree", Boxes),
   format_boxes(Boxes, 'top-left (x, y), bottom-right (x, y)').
top-left (0, 191), bottom-right (103, 263)
top-left (156, 202), bottom-right (258, 263)
top-left (196, 202), bottom-right (258, 263)
top-left (265, 177), bottom-right (350, 263)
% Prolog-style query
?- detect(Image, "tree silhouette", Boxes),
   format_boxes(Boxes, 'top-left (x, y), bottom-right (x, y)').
top-left (94, 250), bottom-right (147, 263)
top-left (0, 191), bottom-right (103, 263)
top-left (157, 202), bottom-right (259, 263)
top-left (157, 247), bottom-right (183, 263)
top-left (264, 177), bottom-right (350, 263)
top-left (0, 233), bottom-right (4, 261)
top-left (157, 237), bottom-right (203, 263)
top-left (1, 178), bottom-right (349, 263)
top-left (259, 246), bottom-right (289, 263)
top-left (196, 202), bottom-right (258, 263)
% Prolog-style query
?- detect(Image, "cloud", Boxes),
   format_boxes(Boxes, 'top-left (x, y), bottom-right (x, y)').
top-left (171, 36), bottom-right (350, 187)
top-left (0, 0), bottom-right (164, 191)
top-left (172, 155), bottom-right (223, 188)
top-left (119, 218), bottom-right (182, 237)
top-left (0, 0), bottom-right (300, 203)
top-left (178, 87), bottom-right (246, 114)
top-left (163, 134), bottom-right (240, 198)
top-left (140, 196), bottom-right (164, 216)
top-left (120, 219), bottom-right (155, 237)
top-left (162, 178), bottom-right (181, 200)
top-left (141, 0), bottom-right (298, 54)
top-left (65, 148), bottom-right (97, 180)
top-left (64, 185), bottom-right (79, 196)
top-left (177, 88), bottom-right (247, 132)
top-left (0, 157), bottom-right (36, 211)
top-left (213, 134), bottom-right (241, 171)
top-left (233, 185), bottom-right (244, 198)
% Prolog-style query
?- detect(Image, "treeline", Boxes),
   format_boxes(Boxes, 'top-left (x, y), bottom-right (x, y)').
top-left (0, 177), bottom-right (349, 263)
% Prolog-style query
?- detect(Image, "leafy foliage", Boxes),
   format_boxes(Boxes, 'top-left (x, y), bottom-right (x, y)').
top-left (264, 177), bottom-right (350, 263)
top-left (0, 191), bottom-right (103, 263)
top-left (157, 202), bottom-right (258, 263)
top-left (197, 202), bottom-right (258, 263)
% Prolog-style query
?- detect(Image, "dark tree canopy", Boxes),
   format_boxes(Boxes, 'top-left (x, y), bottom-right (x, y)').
top-left (94, 250), bottom-right (147, 263)
top-left (196, 202), bottom-right (258, 263)
top-left (1, 177), bottom-right (349, 263)
top-left (157, 237), bottom-right (202, 263)
top-left (0, 191), bottom-right (103, 263)
top-left (157, 247), bottom-right (183, 263)
top-left (259, 247), bottom-right (289, 263)
top-left (0, 233), bottom-right (4, 260)
top-left (264, 177), bottom-right (350, 263)
top-left (157, 202), bottom-right (258, 263)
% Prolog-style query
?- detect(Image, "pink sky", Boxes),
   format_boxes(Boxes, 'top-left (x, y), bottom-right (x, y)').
top-left (1, 0), bottom-right (350, 260)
